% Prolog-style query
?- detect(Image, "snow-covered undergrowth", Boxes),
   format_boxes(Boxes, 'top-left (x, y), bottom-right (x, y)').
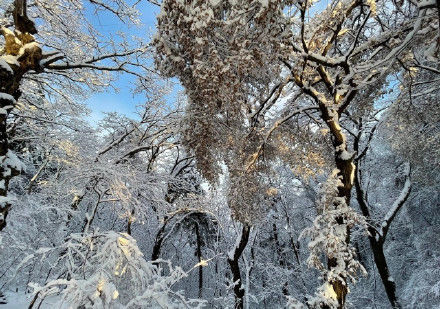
top-left (5, 231), bottom-right (205, 308)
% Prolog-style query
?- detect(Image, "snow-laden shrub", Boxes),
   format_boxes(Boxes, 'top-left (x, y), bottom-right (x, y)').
top-left (25, 231), bottom-right (205, 308)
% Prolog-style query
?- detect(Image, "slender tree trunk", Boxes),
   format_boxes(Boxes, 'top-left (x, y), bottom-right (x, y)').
top-left (127, 209), bottom-right (135, 235)
top-left (369, 238), bottom-right (401, 308)
top-left (354, 171), bottom-right (401, 308)
top-left (272, 223), bottom-right (289, 296)
top-left (227, 224), bottom-right (250, 309)
top-left (352, 119), bottom-right (403, 308)
top-left (27, 156), bottom-right (50, 193)
top-left (151, 221), bottom-right (167, 262)
top-left (194, 222), bottom-right (203, 298)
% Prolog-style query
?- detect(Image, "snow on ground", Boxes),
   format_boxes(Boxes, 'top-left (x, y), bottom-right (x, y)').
top-left (0, 292), bottom-right (63, 309)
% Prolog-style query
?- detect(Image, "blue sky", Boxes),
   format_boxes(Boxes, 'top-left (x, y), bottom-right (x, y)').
top-left (84, 1), bottom-right (331, 125)
top-left (85, 1), bottom-right (176, 124)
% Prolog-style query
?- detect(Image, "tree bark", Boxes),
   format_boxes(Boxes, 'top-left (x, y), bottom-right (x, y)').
top-left (227, 224), bottom-right (250, 309)
top-left (354, 169), bottom-right (401, 308)
top-left (352, 119), bottom-right (405, 309)
top-left (194, 222), bottom-right (203, 298)
top-left (151, 220), bottom-right (167, 262)
top-left (290, 70), bottom-right (356, 307)
top-left (0, 0), bottom-right (42, 231)
top-left (321, 107), bottom-right (354, 308)
top-left (127, 209), bottom-right (135, 235)
top-left (369, 239), bottom-right (401, 309)
top-left (272, 223), bottom-right (289, 296)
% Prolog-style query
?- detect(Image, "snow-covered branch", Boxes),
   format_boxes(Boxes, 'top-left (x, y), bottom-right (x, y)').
top-left (380, 163), bottom-right (412, 240)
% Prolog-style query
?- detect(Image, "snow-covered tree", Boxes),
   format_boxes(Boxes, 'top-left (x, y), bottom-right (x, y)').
top-left (0, 0), bottom-right (153, 231)
top-left (154, 0), bottom-right (439, 307)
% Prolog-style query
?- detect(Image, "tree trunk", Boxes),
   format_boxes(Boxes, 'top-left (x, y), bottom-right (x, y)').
top-left (0, 66), bottom-right (21, 232)
top-left (194, 222), bottom-right (203, 298)
top-left (127, 209), bottom-right (135, 235)
top-left (322, 107), bottom-right (355, 308)
top-left (272, 223), bottom-right (289, 296)
top-left (227, 224), bottom-right (250, 309)
top-left (354, 170), bottom-right (401, 308)
top-left (293, 76), bottom-right (356, 307)
top-left (369, 238), bottom-right (401, 308)
top-left (151, 221), bottom-right (167, 262)
top-left (0, 0), bottom-right (42, 231)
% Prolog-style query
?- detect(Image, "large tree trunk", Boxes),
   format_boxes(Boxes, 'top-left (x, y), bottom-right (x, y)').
top-left (227, 224), bottom-right (250, 309)
top-left (322, 107), bottom-right (355, 308)
top-left (291, 72), bottom-right (357, 307)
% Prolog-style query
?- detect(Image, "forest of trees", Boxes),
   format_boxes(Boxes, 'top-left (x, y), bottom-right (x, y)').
top-left (0, 0), bottom-right (439, 308)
